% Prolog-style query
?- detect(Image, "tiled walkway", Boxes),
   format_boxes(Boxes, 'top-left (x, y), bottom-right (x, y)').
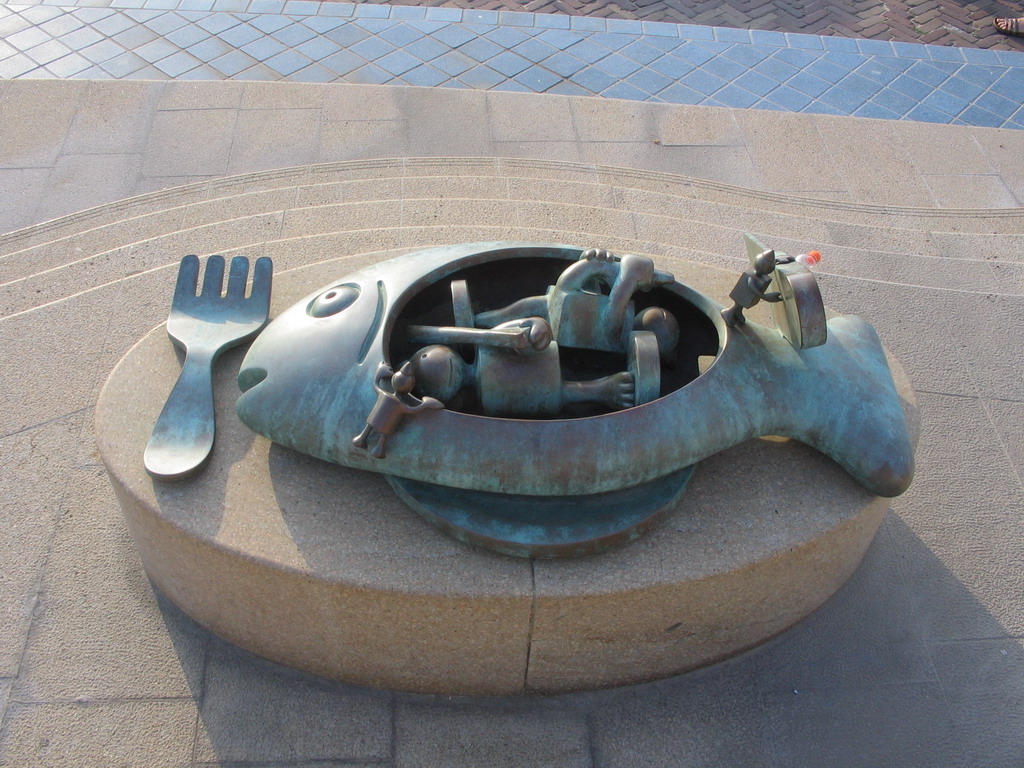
top-left (2, 1), bottom-right (1024, 129)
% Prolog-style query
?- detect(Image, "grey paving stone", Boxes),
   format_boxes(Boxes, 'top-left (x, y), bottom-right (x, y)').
top-left (158, 19), bottom-right (208, 48)
top-left (271, 21), bottom-right (316, 47)
top-left (194, 639), bottom-right (391, 763)
top-left (489, 91), bottom-right (576, 142)
top-left (226, 107), bottom-right (318, 173)
top-left (399, 63), bottom-right (447, 87)
top-left (194, 11), bottom-right (240, 35)
top-left (302, 16), bottom-right (345, 33)
top-left (813, 116), bottom-right (938, 206)
top-left (111, 24), bottom-right (159, 50)
top-left (984, 398), bottom-right (1024, 488)
top-left (19, 7), bottom-right (65, 25)
top-left (0, 54), bottom-right (39, 79)
top-left (570, 95), bottom-right (655, 142)
top-left (294, 35), bottom-right (340, 61)
top-left (171, 62), bottom-right (223, 79)
top-left (0, 413), bottom-right (86, 676)
top-left (733, 109), bottom-right (848, 194)
top-left (241, 35), bottom-right (286, 61)
top-left (12, 462), bottom-right (208, 701)
top-left (62, 80), bottom-right (162, 154)
top-left (142, 107), bottom-right (236, 175)
top-left (134, 37), bottom-right (179, 63)
top-left (154, 48), bottom-right (203, 76)
top-left (59, 25), bottom-right (104, 51)
top-left (209, 47), bottom-right (258, 76)
top-left (822, 278), bottom-right (979, 397)
top-left (0, 80), bottom-right (84, 169)
top-left (44, 51), bottom-right (92, 77)
top-left (231, 61), bottom-right (280, 80)
top-left (586, 665), bottom-right (771, 767)
top-left (586, 142), bottom-right (762, 189)
top-left (264, 49), bottom-right (313, 76)
top-left (456, 64), bottom-right (502, 89)
top-left (320, 84), bottom-right (401, 120)
top-left (98, 50), bottom-right (148, 76)
top-left (432, 50), bottom-right (475, 77)
top-left (398, 87), bottom-right (493, 155)
top-left (25, 39), bottom-right (74, 67)
top-left (395, 703), bottom-right (589, 768)
top-left (0, 14), bottom-right (33, 39)
top-left (6, 26), bottom-right (52, 52)
top-left (323, 21), bottom-right (369, 47)
top-left (319, 49), bottom-right (364, 77)
top-left (747, 523), bottom-right (937, 693)
top-left (144, 10), bottom-right (189, 35)
top-left (931, 639), bottom-right (1024, 768)
top-left (289, 62), bottom-right (336, 83)
top-left (972, 128), bottom-right (1024, 205)
top-left (186, 34), bottom-right (233, 61)
top-left (890, 393), bottom-right (1024, 641)
top-left (216, 21), bottom-right (260, 48)
top-left (377, 49), bottom-right (419, 77)
top-left (948, 292), bottom-right (1024, 402)
top-left (344, 63), bottom-right (391, 85)
top-left (248, 13), bottom-right (290, 34)
top-left (33, 153), bottom-right (142, 223)
top-left (924, 173), bottom-right (1020, 208)
top-left (240, 79), bottom-right (322, 108)
top-left (0, 679), bottom-right (10, 727)
top-left (349, 35), bottom-right (396, 63)
top-left (157, 78), bottom-right (243, 109)
top-left (0, 167), bottom-right (49, 233)
top-left (0, 700), bottom-right (199, 768)
top-left (765, 682), bottom-right (968, 767)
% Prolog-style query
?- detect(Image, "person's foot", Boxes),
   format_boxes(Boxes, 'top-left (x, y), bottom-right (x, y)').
top-left (995, 17), bottom-right (1024, 36)
top-left (596, 371), bottom-right (635, 410)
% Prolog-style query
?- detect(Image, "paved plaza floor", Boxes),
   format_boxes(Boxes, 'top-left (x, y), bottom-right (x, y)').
top-left (0, 0), bottom-right (1023, 766)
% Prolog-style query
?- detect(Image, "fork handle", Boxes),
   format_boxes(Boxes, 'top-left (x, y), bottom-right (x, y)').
top-left (144, 348), bottom-right (217, 480)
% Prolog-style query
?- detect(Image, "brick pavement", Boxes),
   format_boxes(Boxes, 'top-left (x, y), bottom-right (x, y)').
top-left (355, 0), bottom-right (1024, 51)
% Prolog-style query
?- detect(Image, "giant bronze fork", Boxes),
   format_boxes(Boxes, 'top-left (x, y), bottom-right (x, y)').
top-left (144, 254), bottom-right (272, 479)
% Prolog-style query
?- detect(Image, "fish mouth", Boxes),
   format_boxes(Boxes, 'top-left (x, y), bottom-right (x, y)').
top-left (237, 366), bottom-right (268, 393)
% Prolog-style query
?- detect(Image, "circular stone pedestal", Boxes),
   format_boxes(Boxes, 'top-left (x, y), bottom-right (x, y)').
top-left (96, 252), bottom-right (917, 695)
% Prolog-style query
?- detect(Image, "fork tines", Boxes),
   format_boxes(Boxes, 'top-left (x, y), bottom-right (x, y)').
top-left (174, 254), bottom-right (272, 304)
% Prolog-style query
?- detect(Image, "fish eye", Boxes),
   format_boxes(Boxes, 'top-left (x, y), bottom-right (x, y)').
top-left (308, 284), bottom-right (360, 317)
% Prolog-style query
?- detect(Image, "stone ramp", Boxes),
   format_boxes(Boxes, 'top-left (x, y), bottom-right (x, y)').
top-left (0, 82), bottom-right (1022, 766)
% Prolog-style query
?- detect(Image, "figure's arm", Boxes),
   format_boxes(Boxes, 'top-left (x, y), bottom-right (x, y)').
top-left (404, 396), bottom-right (445, 413)
top-left (748, 276), bottom-right (782, 303)
top-left (373, 362), bottom-right (394, 392)
top-left (473, 296), bottom-right (548, 328)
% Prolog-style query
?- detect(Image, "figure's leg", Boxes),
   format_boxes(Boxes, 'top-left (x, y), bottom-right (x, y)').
top-left (721, 304), bottom-right (745, 327)
top-left (352, 424), bottom-right (372, 448)
top-left (474, 296), bottom-right (548, 328)
top-left (371, 434), bottom-right (388, 459)
top-left (563, 372), bottom-right (635, 410)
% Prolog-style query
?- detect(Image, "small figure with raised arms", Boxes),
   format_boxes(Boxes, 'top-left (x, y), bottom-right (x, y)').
top-left (352, 361), bottom-right (443, 459)
top-left (721, 249), bottom-right (792, 327)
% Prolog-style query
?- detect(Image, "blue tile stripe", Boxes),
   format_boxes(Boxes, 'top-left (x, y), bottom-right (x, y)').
top-left (1, 0), bottom-right (1023, 129)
